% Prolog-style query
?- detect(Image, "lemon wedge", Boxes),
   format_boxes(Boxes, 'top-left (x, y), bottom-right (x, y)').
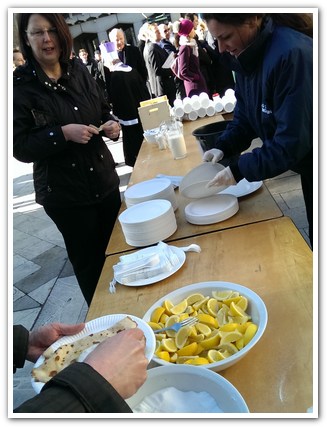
top-left (175, 325), bottom-right (192, 349)
top-left (163, 299), bottom-right (174, 314)
top-left (243, 323), bottom-right (258, 345)
top-left (212, 290), bottom-right (234, 301)
top-left (197, 313), bottom-right (219, 329)
top-left (219, 330), bottom-right (243, 345)
top-left (207, 349), bottom-right (226, 363)
top-left (156, 351), bottom-right (170, 362)
top-left (150, 306), bottom-right (166, 323)
top-left (177, 342), bottom-right (198, 356)
top-left (184, 357), bottom-right (209, 365)
top-left (186, 293), bottom-right (205, 305)
top-left (161, 338), bottom-right (178, 352)
top-left (195, 322), bottom-right (212, 337)
top-left (170, 299), bottom-right (188, 315)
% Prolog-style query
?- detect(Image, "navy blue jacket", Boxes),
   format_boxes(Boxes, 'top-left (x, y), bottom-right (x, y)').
top-left (215, 17), bottom-right (313, 182)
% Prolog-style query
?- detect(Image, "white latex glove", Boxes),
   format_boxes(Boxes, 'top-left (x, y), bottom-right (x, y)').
top-left (202, 148), bottom-right (224, 164)
top-left (206, 166), bottom-right (237, 188)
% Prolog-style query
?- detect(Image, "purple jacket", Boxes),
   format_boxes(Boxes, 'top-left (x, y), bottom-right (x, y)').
top-left (178, 44), bottom-right (209, 97)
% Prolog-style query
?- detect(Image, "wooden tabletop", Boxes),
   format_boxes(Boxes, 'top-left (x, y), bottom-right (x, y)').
top-left (87, 217), bottom-right (313, 413)
top-left (106, 115), bottom-right (282, 255)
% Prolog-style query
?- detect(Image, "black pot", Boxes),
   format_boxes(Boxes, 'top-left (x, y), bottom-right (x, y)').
top-left (192, 120), bottom-right (232, 152)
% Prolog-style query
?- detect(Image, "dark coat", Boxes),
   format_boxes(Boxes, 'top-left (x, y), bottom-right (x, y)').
top-left (177, 44), bottom-right (209, 97)
top-left (118, 44), bottom-right (148, 82)
top-left (13, 58), bottom-right (120, 208)
top-left (143, 41), bottom-right (176, 105)
top-left (13, 325), bottom-right (132, 413)
top-left (214, 17), bottom-right (313, 183)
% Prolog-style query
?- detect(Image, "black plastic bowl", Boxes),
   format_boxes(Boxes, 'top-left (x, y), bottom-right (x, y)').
top-left (192, 120), bottom-right (232, 152)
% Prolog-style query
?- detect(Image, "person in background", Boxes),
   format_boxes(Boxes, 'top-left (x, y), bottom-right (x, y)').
top-left (183, 13), bottom-right (215, 95)
top-left (93, 47), bottom-right (111, 103)
top-left (104, 53), bottom-right (150, 167)
top-left (158, 22), bottom-right (185, 99)
top-left (13, 48), bottom-right (25, 69)
top-left (143, 23), bottom-right (177, 105)
top-left (174, 19), bottom-right (209, 97)
top-left (78, 48), bottom-right (98, 76)
top-left (202, 13), bottom-right (313, 247)
top-left (13, 323), bottom-right (148, 412)
top-left (108, 27), bottom-right (148, 84)
top-left (13, 13), bottom-right (122, 305)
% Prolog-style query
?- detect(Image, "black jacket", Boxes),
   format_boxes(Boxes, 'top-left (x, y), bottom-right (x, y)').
top-left (13, 58), bottom-right (120, 208)
top-left (13, 325), bottom-right (132, 413)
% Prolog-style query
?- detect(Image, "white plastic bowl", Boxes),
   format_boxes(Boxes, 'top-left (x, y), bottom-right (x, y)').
top-left (180, 162), bottom-right (228, 198)
top-left (143, 281), bottom-right (268, 372)
top-left (126, 365), bottom-right (249, 413)
top-left (143, 128), bottom-right (160, 143)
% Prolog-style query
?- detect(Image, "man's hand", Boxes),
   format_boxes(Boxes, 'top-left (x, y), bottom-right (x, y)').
top-left (102, 120), bottom-right (121, 140)
top-left (27, 323), bottom-right (85, 362)
top-left (84, 328), bottom-right (148, 399)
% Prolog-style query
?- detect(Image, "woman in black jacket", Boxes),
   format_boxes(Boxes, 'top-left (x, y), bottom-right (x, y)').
top-left (13, 13), bottom-right (122, 304)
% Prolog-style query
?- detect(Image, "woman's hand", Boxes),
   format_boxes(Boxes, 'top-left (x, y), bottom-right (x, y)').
top-left (61, 124), bottom-right (100, 144)
top-left (102, 120), bottom-right (121, 140)
top-left (26, 323), bottom-right (85, 362)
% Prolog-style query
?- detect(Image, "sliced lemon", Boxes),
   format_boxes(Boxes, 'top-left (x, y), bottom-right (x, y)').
top-left (192, 296), bottom-right (210, 311)
top-left (229, 301), bottom-right (248, 318)
top-left (229, 315), bottom-right (250, 324)
top-left (176, 355), bottom-right (199, 364)
top-left (197, 313), bottom-right (219, 329)
top-left (219, 330), bottom-right (243, 344)
top-left (207, 349), bottom-right (226, 363)
top-left (170, 353), bottom-right (178, 363)
top-left (243, 323), bottom-right (258, 346)
top-left (219, 323), bottom-right (238, 332)
top-left (236, 296), bottom-right (248, 311)
top-left (156, 351), bottom-right (170, 362)
top-left (175, 325), bottom-right (192, 349)
top-left (165, 314), bottom-right (180, 337)
top-left (212, 290), bottom-right (234, 301)
top-left (179, 313), bottom-right (189, 321)
top-left (189, 333), bottom-right (205, 342)
top-left (189, 325), bottom-right (198, 337)
top-left (177, 342), bottom-right (198, 356)
top-left (154, 333), bottom-right (166, 341)
top-left (200, 331), bottom-right (221, 349)
top-left (150, 306), bottom-right (166, 323)
top-left (163, 299), bottom-right (174, 314)
top-left (222, 296), bottom-right (242, 307)
top-left (161, 338), bottom-right (178, 352)
top-left (170, 299), bottom-right (188, 315)
top-left (194, 343), bottom-right (205, 355)
top-left (235, 337), bottom-right (244, 350)
top-left (195, 322), bottom-right (212, 337)
top-left (207, 298), bottom-right (220, 316)
top-left (217, 305), bottom-right (229, 326)
top-left (147, 321), bottom-right (162, 331)
top-left (184, 357), bottom-right (209, 365)
top-left (159, 313), bottom-right (169, 324)
top-left (236, 322), bottom-right (252, 333)
top-left (218, 342), bottom-right (238, 354)
top-left (185, 305), bottom-right (195, 314)
top-left (186, 293), bottom-right (205, 305)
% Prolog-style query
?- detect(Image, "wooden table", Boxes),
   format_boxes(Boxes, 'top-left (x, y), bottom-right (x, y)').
top-left (87, 217), bottom-right (313, 413)
top-left (106, 115), bottom-right (282, 255)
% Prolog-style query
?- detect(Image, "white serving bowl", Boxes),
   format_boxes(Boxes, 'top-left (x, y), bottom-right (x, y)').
top-left (143, 281), bottom-right (268, 372)
top-left (126, 365), bottom-right (249, 413)
top-left (179, 162), bottom-right (228, 198)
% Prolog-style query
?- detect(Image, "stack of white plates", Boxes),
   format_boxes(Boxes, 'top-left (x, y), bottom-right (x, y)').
top-left (119, 199), bottom-right (177, 247)
top-left (124, 178), bottom-right (178, 211)
top-left (185, 194), bottom-right (239, 225)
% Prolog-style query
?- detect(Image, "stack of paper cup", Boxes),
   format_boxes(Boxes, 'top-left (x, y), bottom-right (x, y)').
top-left (199, 92), bottom-right (210, 108)
top-left (187, 110), bottom-right (198, 121)
top-left (206, 100), bottom-right (215, 116)
top-left (191, 95), bottom-right (201, 110)
top-left (197, 107), bottom-right (206, 118)
top-left (222, 95), bottom-right (235, 113)
top-left (183, 97), bottom-right (192, 114)
top-left (213, 94), bottom-right (224, 113)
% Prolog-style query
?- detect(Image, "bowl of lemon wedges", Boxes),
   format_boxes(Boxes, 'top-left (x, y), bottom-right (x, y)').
top-left (143, 281), bottom-right (268, 372)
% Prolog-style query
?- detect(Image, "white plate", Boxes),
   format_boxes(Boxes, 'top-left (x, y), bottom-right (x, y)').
top-left (219, 179), bottom-right (263, 198)
top-left (31, 314), bottom-right (156, 393)
top-left (119, 199), bottom-right (173, 225)
top-left (115, 246), bottom-right (186, 287)
top-left (124, 178), bottom-right (172, 201)
top-left (185, 194), bottom-right (239, 225)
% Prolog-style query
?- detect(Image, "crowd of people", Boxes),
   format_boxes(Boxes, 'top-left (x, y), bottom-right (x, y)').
top-left (13, 11), bottom-right (313, 413)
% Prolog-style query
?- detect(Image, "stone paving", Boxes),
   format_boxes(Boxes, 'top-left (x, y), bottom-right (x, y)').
top-left (11, 136), bottom-right (310, 410)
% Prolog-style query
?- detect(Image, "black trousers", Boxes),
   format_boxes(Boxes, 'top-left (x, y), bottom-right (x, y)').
top-left (44, 188), bottom-right (121, 305)
top-left (301, 170), bottom-right (313, 248)
top-left (121, 123), bottom-right (144, 167)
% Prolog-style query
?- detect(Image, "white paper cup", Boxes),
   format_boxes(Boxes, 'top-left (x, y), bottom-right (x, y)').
top-left (187, 110), bottom-right (198, 121)
top-left (213, 96), bottom-right (224, 113)
top-left (191, 95), bottom-right (201, 110)
top-left (197, 107), bottom-right (206, 118)
top-left (173, 98), bottom-right (183, 108)
top-left (183, 97), bottom-right (193, 114)
top-left (174, 106), bottom-right (185, 118)
top-left (206, 101), bottom-right (215, 117)
top-left (222, 96), bottom-right (235, 113)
